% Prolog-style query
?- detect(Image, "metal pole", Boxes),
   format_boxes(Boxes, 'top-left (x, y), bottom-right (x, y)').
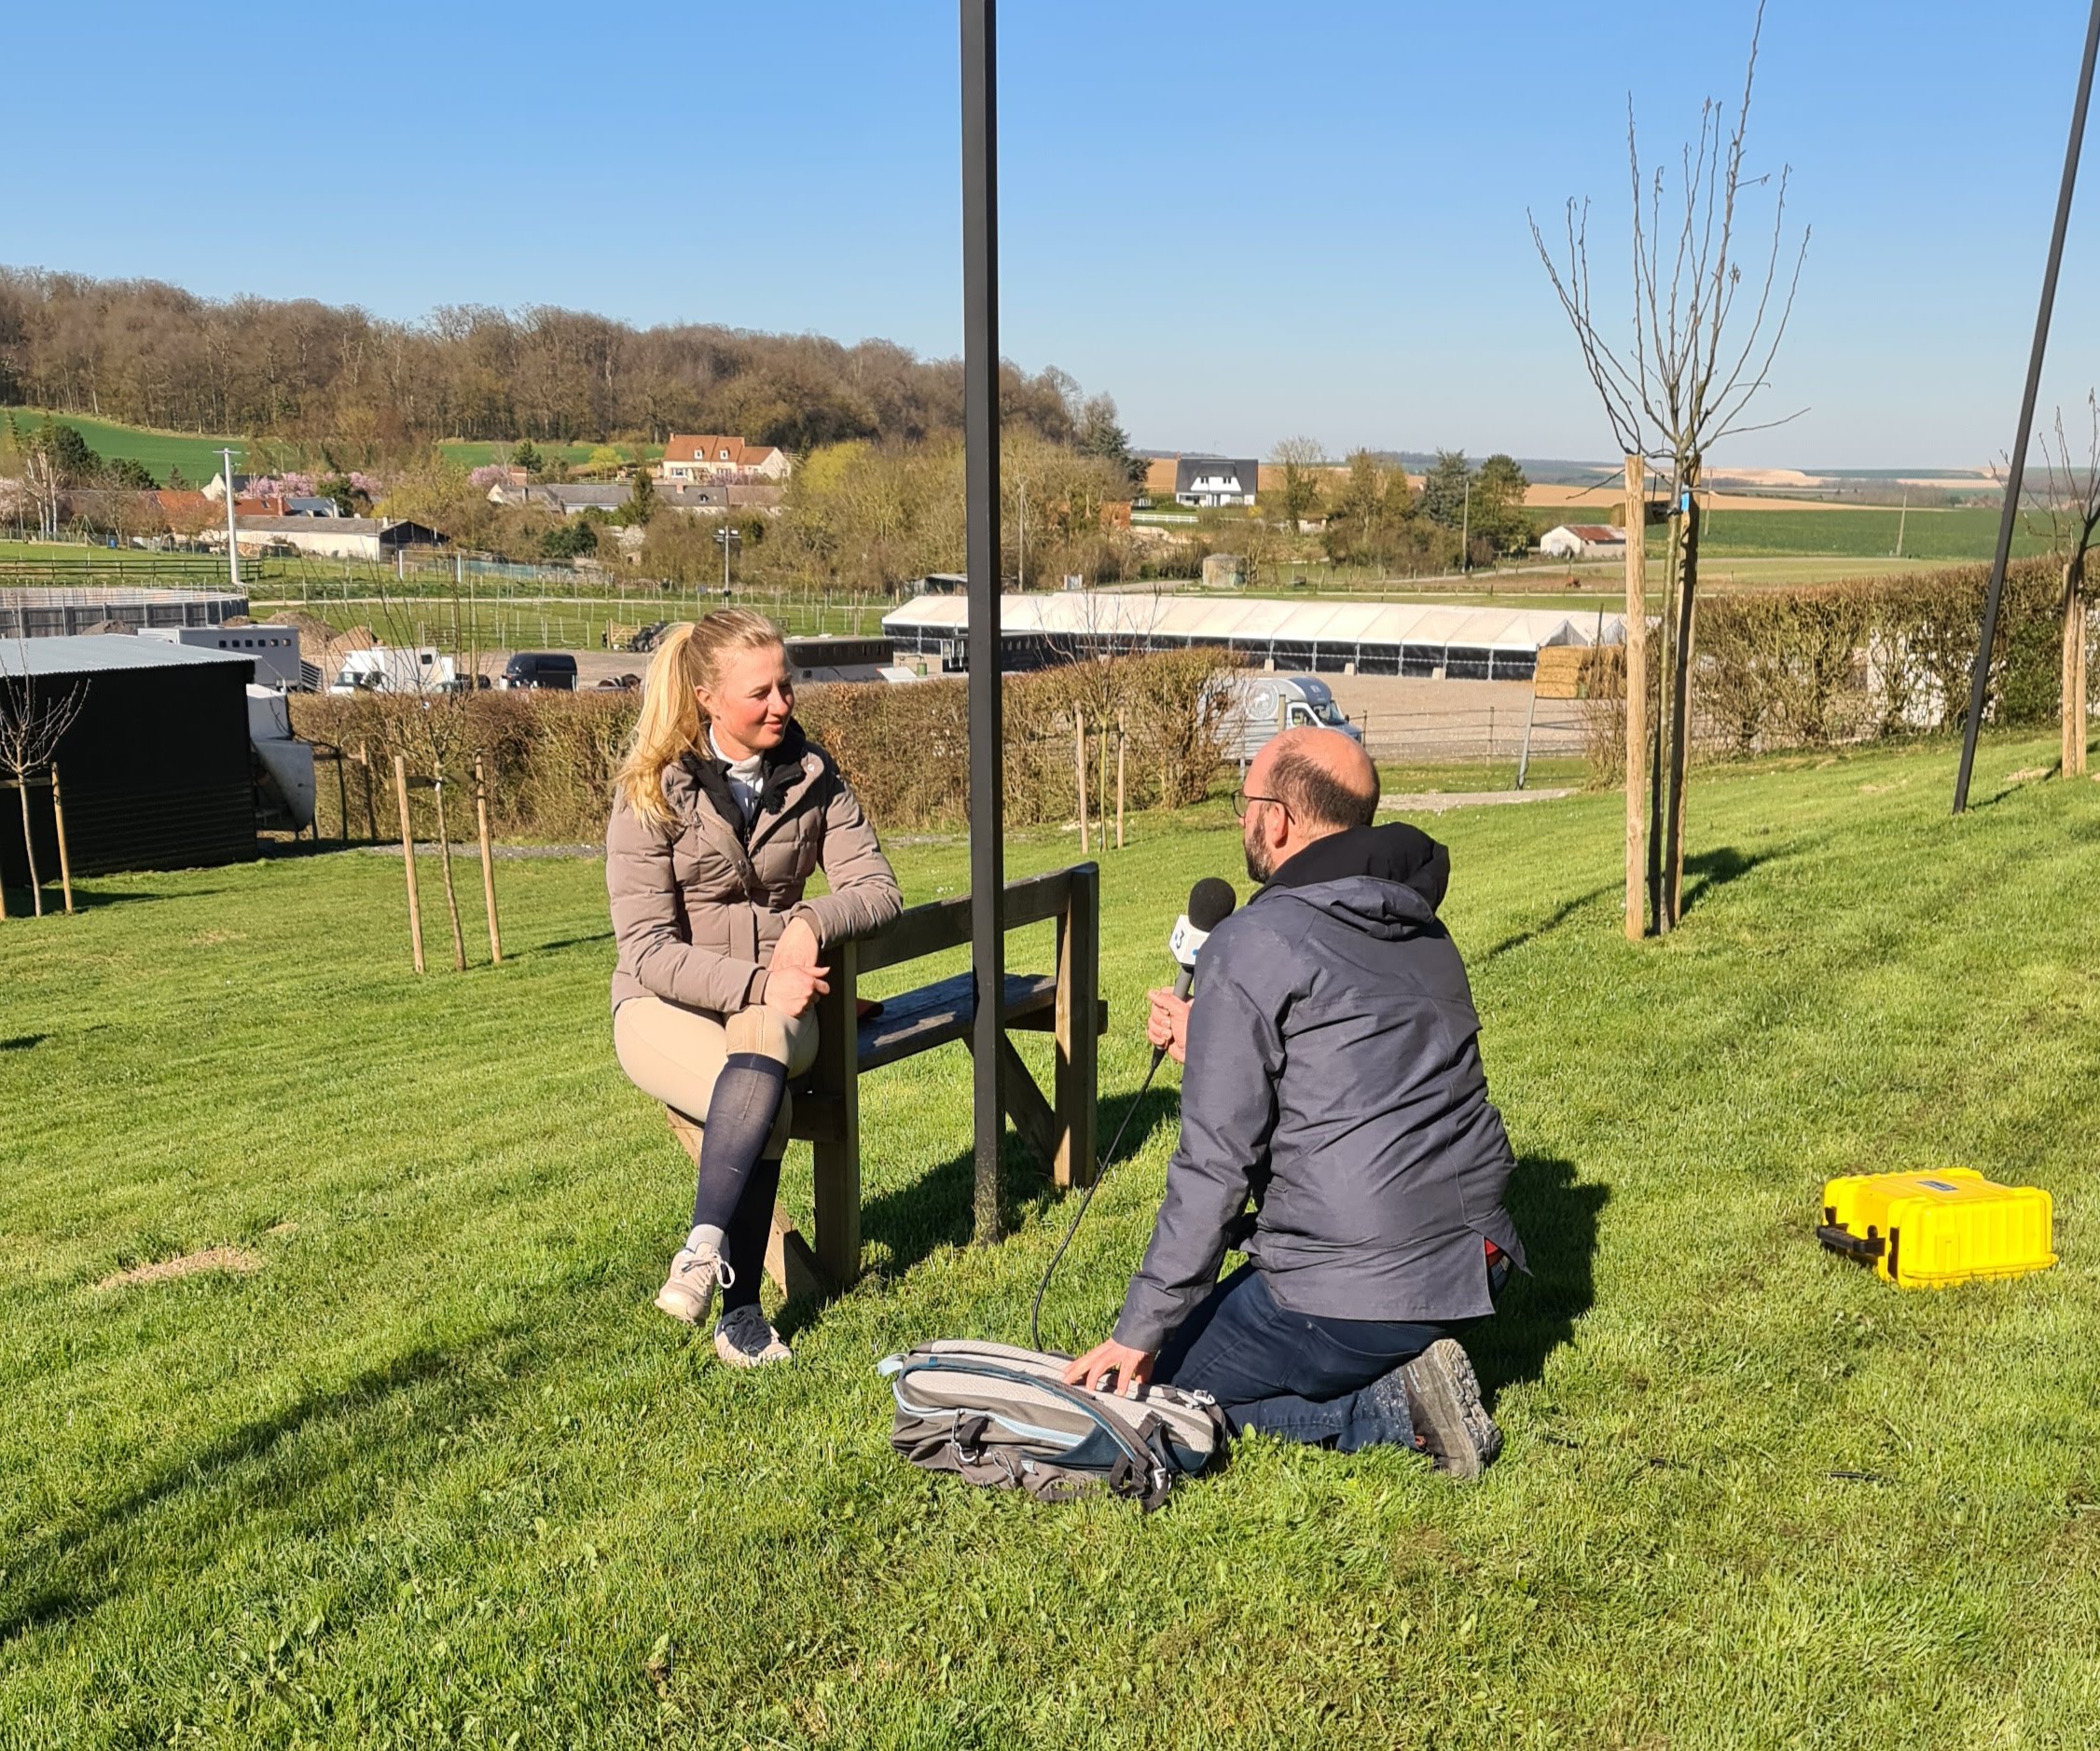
top-left (961, 0), bottom-right (1006, 1246)
top-left (1955, 0), bottom-right (2100, 813)
top-left (221, 446), bottom-right (240, 590)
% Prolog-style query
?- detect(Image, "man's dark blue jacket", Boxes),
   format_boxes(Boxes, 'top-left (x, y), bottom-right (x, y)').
top-left (1113, 821), bottom-right (1526, 1355)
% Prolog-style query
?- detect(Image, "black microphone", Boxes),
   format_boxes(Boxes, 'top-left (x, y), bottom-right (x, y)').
top-left (1156, 876), bottom-right (1237, 1066)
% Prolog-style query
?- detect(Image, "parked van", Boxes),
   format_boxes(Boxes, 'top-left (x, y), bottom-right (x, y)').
top-left (1214, 672), bottom-right (1361, 765)
top-left (328, 647), bottom-right (458, 696)
top-left (501, 652), bottom-right (579, 691)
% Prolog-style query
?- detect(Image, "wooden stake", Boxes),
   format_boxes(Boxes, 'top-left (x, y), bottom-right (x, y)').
top-left (359, 739), bottom-right (377, 842)
top-left (1623, 455), bottom-right (1648, 942)
top-left (2065, 584), bottom-right (2082, 772)
top-left (1115, 709), bottom-right (1127, 849)
top-left (394, 754), bottom-right (425, 974)
top-left (476, 756), bottom-right (503, 963)
top-left (1664, 461), bottom-right (1701, 928)
top-left (1098, 709), bottom-right (1109, 848)
top-left (1074, 707), bottom-right (1089, 855)
top-left (50, 765), bottom-right (74, 916)
top-left (2064, 563), bottom-right (2084, 779)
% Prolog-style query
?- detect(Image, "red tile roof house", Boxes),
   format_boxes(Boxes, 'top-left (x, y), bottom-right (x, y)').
top-left (656, 434), bottom-right (792, 485)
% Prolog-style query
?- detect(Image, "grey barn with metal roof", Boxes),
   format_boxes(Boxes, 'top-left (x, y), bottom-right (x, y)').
top-left (881, 591), bottom-right (1623, 682)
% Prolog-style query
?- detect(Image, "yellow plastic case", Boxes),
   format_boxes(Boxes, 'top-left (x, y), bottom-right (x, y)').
top-left (1819, 1168), bottom-right (2055, 1289)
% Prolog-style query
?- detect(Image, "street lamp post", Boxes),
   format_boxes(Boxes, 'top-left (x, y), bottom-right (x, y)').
top-left (712, 523), bottom-right (741, 615)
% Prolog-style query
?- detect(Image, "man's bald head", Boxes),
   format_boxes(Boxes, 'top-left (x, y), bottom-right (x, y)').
top-left (1250, 727), bottom-right (1379, 833)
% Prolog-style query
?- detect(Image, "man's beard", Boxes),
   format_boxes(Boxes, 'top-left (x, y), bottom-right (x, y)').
top-left (1243, 822), bottom-right (1273, 883)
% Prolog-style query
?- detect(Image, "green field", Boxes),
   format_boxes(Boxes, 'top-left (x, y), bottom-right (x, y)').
top-left (1, 408), bottom-right (246, 486)
top-left (1691, 504), bottom-right (2042, 563)
top-left (0, 410), bottom-right (669, 484)
top-left (6, 731), bottom-right (2100, 1744)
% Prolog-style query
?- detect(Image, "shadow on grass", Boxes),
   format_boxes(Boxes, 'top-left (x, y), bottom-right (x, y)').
top-left (802, 1082), bottom-right (1183, 1342)
top-left (1481, 884), bottom-right (1617, 963)
top-left (526, 930), bottom-right (615, 956)
top-left (1468, 1154), bottom-right (1606, 1412)
top-left (1677, 834), bottom-right (1828, 917)
top-left (1, 885), bottom-right (232, 912)
top-left (0, 1033), bottom-right (48, 1052)
top-left (0, 1333), bottom-right (521, 1649)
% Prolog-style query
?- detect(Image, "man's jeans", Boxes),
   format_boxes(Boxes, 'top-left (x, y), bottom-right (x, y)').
top-left (1149, 1264), bottom-right (1445, 1453)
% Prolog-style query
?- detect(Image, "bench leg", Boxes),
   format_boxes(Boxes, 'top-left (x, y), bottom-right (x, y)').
top-left (766, 1206), bottom-right (827, 1303)
top-left (808, 939), bottom-right (861, 1290)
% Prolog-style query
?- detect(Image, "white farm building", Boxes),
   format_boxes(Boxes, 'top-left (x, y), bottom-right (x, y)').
top-left (1540, 523), bottom-right (1627, 558)
top-left (882, 591), bottom-right (1623, 683)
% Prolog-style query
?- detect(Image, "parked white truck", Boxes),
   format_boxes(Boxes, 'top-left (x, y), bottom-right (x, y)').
top-left (328, 647), bottom-right (458, 696)
top-left (1215, 672), bottom-right (1361, 765)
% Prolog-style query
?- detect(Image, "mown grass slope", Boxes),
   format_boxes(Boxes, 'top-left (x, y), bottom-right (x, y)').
top-left (3, 734), bottom-right (2097, 1747)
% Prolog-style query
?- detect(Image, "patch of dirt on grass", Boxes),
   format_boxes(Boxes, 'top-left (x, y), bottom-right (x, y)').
top-left (2007, 766), bottom-right (2051, 783)
top-left (98, 1246), bottom-right (262, 1290)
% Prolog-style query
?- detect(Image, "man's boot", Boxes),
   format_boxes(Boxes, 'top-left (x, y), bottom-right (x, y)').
top-left (1400, 1338), bottom-right (1501, 1481)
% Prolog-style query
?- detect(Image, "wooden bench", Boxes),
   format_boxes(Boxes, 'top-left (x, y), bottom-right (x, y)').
top-left (743, 862), bottom-right (1105, 1301)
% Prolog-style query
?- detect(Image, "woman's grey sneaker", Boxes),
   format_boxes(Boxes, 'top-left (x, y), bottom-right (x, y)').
top-left (655, 1241), bottom-right (732, 1327)
top-left (714, 1303), bottom-right (792, 1368)
top-left (1400, 1338), bottom-right (1501, 1481)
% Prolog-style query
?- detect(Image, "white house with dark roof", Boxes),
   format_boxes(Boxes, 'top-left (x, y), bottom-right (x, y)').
top-left (1173, 456), bottom-right (1258, 507)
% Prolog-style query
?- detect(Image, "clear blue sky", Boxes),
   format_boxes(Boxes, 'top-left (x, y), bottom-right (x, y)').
top-left (15, 2), bottom-right (2100, 468)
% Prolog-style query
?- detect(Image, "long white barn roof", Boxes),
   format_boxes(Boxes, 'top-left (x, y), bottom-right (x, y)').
top-left (883, 591), bottom-right (1623, 653)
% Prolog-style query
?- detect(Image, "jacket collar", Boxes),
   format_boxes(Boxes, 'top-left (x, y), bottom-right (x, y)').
top-left (667, 719), bottom-right (821, 861)
top-left (1258, 821), bottom-right (1450, 914)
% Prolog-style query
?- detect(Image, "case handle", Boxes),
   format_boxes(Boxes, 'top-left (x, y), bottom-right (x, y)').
top-left (1817, 1223), bottom-right (1885, 1262)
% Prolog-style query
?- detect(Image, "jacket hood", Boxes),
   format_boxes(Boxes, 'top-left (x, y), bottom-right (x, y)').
top-left (1256, 822), bottom-right (1450, 939)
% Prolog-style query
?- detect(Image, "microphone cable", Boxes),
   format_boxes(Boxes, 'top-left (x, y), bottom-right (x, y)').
top-left (1028, 1045), bottom-right (1168, 1354)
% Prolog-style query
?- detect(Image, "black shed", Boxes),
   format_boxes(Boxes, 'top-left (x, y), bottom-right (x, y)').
top-left (0, 636), bottom-right (256, 886)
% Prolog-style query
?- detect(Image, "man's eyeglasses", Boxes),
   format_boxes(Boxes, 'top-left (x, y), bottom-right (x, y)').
top-left (1234, 789), bottom-right (1288, 821)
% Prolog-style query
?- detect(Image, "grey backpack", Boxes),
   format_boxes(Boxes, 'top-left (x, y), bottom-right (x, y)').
top-left (877, 1339), bottom-right (1225, 1510)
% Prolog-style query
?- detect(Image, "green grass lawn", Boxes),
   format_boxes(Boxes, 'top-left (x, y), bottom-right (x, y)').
top-left (1, 408), bottom-right (246, 486)
top-left (5, 734), bottom-right (2100, 1745)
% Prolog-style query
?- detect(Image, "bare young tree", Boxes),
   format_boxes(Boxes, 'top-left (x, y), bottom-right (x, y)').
top-left (0, 641), bottom-right (89, 919)
top-left (1530, 0), bottom-right (1809, 933)
top-left (1270, 437), bottom-right (1327, 535)
top-left (2031, 394), bottom-right (2100, 777)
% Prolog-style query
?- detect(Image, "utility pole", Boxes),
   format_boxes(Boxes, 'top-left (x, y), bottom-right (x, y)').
top-left (221, 446), bottom-right (240, 590)
top-left (1459, 478), bottom-right (1471, 574)
top-left (1895, 489), bottom-right (1908, 559)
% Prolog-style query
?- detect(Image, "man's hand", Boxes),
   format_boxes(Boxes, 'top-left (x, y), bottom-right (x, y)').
top-left (1061, 1338), bottom-right (1154, 1399)
top-left (764, 917), bottom-right (829, 1017)
top-left (1146, 988), bottom-right (1192, 1065)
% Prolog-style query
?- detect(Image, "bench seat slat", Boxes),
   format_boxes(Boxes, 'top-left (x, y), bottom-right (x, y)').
top-left (854, 971), bottom-right (1057, 1073)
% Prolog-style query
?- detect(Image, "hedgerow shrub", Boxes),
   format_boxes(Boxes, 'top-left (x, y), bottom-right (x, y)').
top-left (289, 647), bottom-right (1229, 844)
top-left (1579, 560), bottom-right (2077, 781)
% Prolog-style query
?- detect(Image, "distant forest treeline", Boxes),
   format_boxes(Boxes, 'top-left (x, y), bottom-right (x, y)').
top-left (0, 268), bottom-right (1091, 458)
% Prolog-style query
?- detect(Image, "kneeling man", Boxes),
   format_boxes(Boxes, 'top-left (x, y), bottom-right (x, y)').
top-left (1064, 728), bottom-right (1524, 1478)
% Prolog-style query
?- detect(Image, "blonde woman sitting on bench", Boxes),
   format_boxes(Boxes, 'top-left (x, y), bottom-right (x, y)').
top-left (606, 610), bottom-right (902, 1364)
